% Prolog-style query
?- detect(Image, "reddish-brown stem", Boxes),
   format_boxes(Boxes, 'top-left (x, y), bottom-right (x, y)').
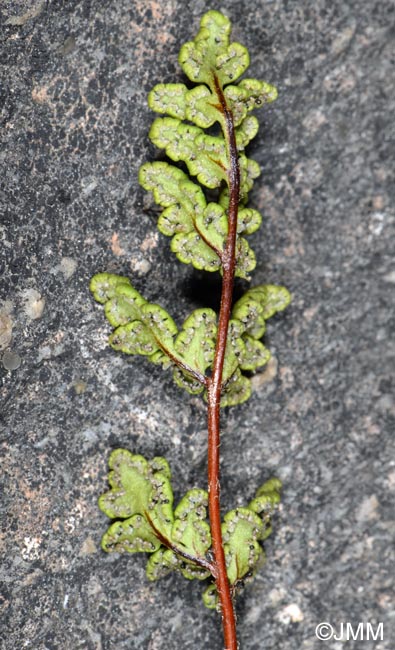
top-left (206, 75), bottom-right (240, 650)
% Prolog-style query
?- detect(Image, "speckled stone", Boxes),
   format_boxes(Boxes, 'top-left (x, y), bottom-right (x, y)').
top-left (1, 1), bottom-right (394, 649)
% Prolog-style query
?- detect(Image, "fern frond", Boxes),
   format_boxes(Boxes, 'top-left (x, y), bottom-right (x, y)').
top-left (99, 450), bottom-right (281, 608)
top-left (91, 273), bottom-right (290, 406)
top-left (140, 9), bottom-right (278, 277)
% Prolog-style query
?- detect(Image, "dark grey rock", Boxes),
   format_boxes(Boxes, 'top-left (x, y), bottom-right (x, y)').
top-left (1, 1), bottom-right (394, 649)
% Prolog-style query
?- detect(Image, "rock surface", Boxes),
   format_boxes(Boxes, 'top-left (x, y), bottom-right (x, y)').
top-left (1, 1), bottom-right (394, 649)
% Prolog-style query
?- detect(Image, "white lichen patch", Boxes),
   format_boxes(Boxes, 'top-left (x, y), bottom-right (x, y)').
top-left (277, 603), bottom-right (304, 624)
top-left (21, 289), bottom-right (45, 320)
top-left (37, 330), bottom-right (66, 361)
top-left (130, 257), bottom-right (152, 274)
top-left (80, 175), bottom-right (98, 196)
top-left (57, 257), bottom-right (77, 279)
top-left (64, 502), bottom-right (85, 534)
top-left (368, 211), bottom-right (388, 238)
top-left (21, 536), bottom-right (42, 561)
